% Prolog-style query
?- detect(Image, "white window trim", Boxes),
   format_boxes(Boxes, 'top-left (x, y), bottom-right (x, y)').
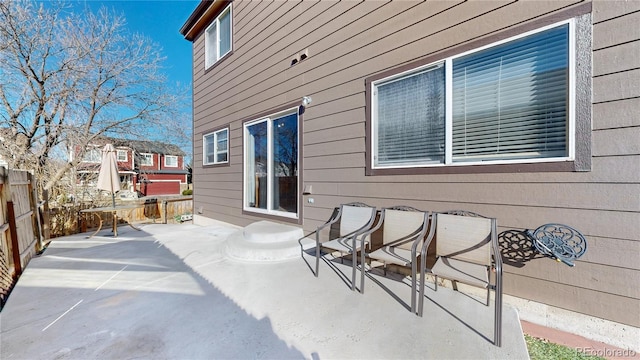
top-left (242, 107), bottom-right (299, 219)
top-left (140, 153), bottom-right (154, 166)
top-left (203, 128), bottom-right (229, 166)
top-left (117, 149), bottom-right (128, 162)
top-left (164, 155), bottom-right (178, 168)
top-left (371, 19), bottom-right (575, 170)
top-left (204, 4), bottom-right (232, 69)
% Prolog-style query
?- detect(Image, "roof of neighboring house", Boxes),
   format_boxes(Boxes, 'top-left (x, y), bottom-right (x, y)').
top-left (87, 136), bottom-right (186, 156)
top-left (114, 139), bottom-right (186, 157)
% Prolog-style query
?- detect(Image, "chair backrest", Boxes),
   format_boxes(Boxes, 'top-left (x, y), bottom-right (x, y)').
top-left (339, 204), bottom-right (376, 237)
top-left (382, 208), bottom-right (427, 250)
top-left (435, 213), bottom-right (494, 265)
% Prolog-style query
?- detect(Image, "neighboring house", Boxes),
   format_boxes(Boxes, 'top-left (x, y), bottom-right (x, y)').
top-left (180, 0), bottom-right (639, 348)
top-left (73, 137), bottom-right (188, 196)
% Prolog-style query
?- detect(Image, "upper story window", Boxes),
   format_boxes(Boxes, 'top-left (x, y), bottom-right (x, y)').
top-left (165, 155), bottom-right (178, 167)
top-left (83, 148), bottom-right (101, 163)
top-left (117, 150), bottom-right (127, 162)
top-left (203, 128), bottom-right (229, 165)
top-left (140, 153), bottom-right (153, 166)
top-left (370, 20), bottom-right (575, 170)
top-left (205, 4), bottom-right (232, 69)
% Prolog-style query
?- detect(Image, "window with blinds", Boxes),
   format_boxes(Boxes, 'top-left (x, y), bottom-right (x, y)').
top-left (375, 64), bottom-right (445, 167)
top-left (371, 21), bottom-right (572, 169)
top-left (452, 24), bottom-right (569, 162)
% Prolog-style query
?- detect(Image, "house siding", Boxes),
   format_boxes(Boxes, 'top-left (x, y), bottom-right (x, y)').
top-left (189, 0), bottom-right (640, 327)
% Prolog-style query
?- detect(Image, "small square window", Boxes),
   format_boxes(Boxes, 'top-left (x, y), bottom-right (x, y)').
top-left (117, 150), bottom-right (128, 162)
top-left (203, 128), bottom-right (229, 165)
top-left (140, 153), bottom-right (153, 166)
top-left (165, 155), bottom-right (178, 167)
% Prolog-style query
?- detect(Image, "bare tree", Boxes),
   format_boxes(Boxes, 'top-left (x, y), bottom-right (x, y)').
top-left (0, 0), bottom-right (189, 196)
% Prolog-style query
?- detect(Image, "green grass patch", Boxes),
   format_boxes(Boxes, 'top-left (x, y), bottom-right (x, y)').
top-left (525, 334), bottom-right (605, 360)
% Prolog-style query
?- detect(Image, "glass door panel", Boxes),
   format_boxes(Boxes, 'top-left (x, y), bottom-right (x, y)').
top-left (271, 112), bottom-right (298, 214)
top-left (245, 121), bottom-right (268, 209)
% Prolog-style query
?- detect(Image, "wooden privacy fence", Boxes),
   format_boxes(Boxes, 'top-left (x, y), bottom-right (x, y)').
top-left (0, 168), bottom-right (42, 306)
top-left (0, 167), bottom-right (192, 307)
top-left (50, 197), bottom-right (193, 239)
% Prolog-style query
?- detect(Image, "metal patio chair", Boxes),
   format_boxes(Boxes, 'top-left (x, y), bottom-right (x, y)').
top-left (315, 202), bottom-right (377, 290)
top-left (358, 206), bottom-right (430, 313)
top-left (418, 211), bottom-right (503, 347)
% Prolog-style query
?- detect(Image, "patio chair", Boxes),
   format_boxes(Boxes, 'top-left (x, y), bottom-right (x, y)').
top-left (315, 202), bottom-right (377, 290)
top-left (357, 206), bottom-right (429, 314)
top-left (418, 211), bottom-right (502, 347)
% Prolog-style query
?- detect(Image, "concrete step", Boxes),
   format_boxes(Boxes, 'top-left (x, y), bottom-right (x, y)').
top-left (224, 220), bottom-right (304, 262)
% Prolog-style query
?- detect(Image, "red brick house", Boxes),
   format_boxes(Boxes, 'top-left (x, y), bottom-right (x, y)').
top-left (74, 137), bottom-right (188, 197)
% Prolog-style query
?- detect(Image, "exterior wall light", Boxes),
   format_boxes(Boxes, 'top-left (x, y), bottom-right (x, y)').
top-left (302, 96), bottom-right (312, 106)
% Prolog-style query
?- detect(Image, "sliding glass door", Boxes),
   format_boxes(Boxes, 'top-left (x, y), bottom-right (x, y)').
top-left (244, 108), bottom-right (299, 218)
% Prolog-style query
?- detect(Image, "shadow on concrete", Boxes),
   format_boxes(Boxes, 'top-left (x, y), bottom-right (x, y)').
top-left (1, 228), bottom-right (305, 359)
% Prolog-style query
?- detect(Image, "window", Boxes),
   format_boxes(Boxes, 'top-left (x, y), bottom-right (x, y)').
top-left (371, 21), bottom-right (574, 170)
top-left (165, 155), bottom-right (178, 167)
top-left (117, 150), bottom-right (127, 162)
top-left (140, 153), bottom-right (153, 166)
top-left (83, 148), bottom-right (101, 163)
top-left (205, 4), bottom-right (232, 69)
top-left (243, 108), bottom-right (299, 218)
top-left (203, 128), bottom-right (229, 165)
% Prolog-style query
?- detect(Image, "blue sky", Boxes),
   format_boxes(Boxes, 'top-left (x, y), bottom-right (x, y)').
top-left (71, 0), bottom-right (200, 88)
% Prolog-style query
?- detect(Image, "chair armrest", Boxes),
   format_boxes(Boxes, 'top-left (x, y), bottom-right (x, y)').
top-left (420, 214), bottom-right (437, 262)
top-left (411, 212), bottom-right (431, 256)
top-left (356, 211), bottom-right (385, 250)
top-left (490, 218), bottom-right (502, 275)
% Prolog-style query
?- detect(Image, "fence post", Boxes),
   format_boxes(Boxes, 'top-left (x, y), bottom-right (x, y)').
top-left (42, 189), bottom-right (50, 240)
top-left (28, 173), bottom-right (43, 252)
top-left (163, 200), bottom-right (168, 224)
top-left (6, 201), bottom-right (21, 277)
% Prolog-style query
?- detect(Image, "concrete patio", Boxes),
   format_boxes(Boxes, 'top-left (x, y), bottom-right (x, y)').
top-left (1, 223), bottom-right (528, 359)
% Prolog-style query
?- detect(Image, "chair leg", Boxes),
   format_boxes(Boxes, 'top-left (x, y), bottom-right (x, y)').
top-left (351, 250), bottom-right (357, 291)
top-left (315, 243), bottom-right (320, 277)
top-left (360, 248), bottom-right (366, 294)
top-left (418, 257), bottom-right (427, 317)
top-left (486, 288), bottom-right (490, 307)
top-left (495, 281), bottom-right (503, 347)
top-left (410, 261), bottom-right (417, 314)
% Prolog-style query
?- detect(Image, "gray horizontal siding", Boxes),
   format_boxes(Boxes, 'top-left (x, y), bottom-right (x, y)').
top-left (189, 0), bottom-right (640, 327)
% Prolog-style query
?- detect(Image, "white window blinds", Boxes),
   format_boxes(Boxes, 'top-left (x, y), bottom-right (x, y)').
top-left (452, 24), bottom-right (569, 162)
top-left (375, 64), bottom-right (445, 167)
